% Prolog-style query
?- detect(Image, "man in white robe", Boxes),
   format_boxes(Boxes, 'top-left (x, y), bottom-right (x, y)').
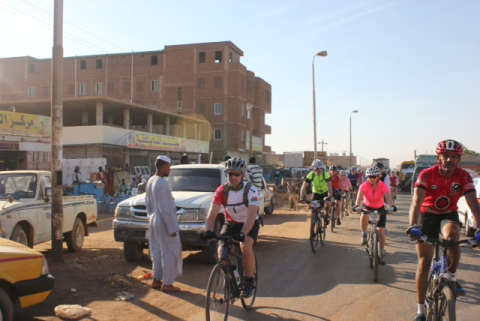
top-left (146, 155), bottom-right (182, 292)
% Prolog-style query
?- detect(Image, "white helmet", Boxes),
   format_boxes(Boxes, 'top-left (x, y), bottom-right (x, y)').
top-left (311, 159), bottom-right (325, 170)
top-left (366, 166), bottom-right (380, 177)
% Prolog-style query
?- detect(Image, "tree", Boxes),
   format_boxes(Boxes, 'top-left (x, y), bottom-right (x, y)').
top-left (464, 148), bottom-right (479, 156)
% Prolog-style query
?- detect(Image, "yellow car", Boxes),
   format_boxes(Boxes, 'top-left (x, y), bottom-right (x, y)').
top-left (0, 238), bottom-right (54, 321)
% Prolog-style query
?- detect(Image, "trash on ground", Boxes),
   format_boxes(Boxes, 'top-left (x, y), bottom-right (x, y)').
top-left (54, 304), bottom-right (92, 320)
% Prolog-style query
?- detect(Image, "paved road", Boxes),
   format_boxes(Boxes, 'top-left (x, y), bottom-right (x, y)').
top-left (27, 193), bottom-right (480, 321)
top-left (190, 193), bottom-right (480, 321)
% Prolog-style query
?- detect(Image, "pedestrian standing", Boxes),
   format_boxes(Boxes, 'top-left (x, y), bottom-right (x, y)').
top-left (145, 155), bottom-right (182, 292)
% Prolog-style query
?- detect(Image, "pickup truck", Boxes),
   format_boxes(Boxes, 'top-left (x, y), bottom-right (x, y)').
top-left (0, 170), bottom-right (97, 251)
top-left (113, 164), bottom-right (267, 263)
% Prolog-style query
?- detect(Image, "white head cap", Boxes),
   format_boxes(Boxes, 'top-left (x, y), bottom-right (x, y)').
top-left (156, 155), bottom-right (171, 164)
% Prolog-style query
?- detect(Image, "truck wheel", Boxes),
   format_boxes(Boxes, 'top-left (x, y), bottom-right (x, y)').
top-left (0, 288), bottom-right (15, 321)
top-left (124, 241), bottom-right (143, 262)
top-left (66, 217), bottom-right (85, 252)
top-left (265, 198), bottom-right (275, 215)
top-left (10, 225), bottom-right (29, 247)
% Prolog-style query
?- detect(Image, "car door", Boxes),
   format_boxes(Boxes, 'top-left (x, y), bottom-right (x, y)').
top-left (36, 175), bottom-right (52, 243)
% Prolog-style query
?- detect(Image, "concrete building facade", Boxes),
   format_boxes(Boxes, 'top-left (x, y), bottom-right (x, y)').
top-left (0, 41), bottom-right (271, 164)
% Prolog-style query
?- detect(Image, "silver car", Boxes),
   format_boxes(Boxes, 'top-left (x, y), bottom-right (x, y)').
top-left (457, 176), bottom-right (480, 236)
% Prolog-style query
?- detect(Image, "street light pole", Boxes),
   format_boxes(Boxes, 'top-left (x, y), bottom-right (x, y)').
top-left (312, 50), bottom-right (327, 161)
top-left (349, 109), bottom-right (359, 168)
top-left (51, 0), bottom-right (64, 261)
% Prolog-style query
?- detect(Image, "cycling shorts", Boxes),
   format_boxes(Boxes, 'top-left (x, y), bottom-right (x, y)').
top-left (421, 212), bottom-right (460, 241)
top-left (364, 206), bottom-right (387, 228)
top-left (332, 189), bottom-right (342, 201)
top-left (220, 219), bottom-right (260, 242)
top-left (312, 192), bottom-right (328, 207)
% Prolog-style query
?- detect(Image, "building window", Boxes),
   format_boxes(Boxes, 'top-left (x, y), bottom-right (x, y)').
top-left (229, 52), bottom-right (233, 63)
top-left (96, 81), bottom-right (103, 95)
top-left (197, 78), bottom-right (205, 89)
top-left (28, 63), bottom-right (35, 73)
top-left (199, 52), bottom-right (206, 63)
top-left (198, 103), bottom-right (205, 113)
top-left (96, 59), bottom-right (103, 69)
top-left (247, 105), bottom-right (252, 119)
top-left (27, 87), bottom-right (35, 97)
top-left (177, 87), bottom-right (183, 101)
top-left (151, 80), bottom-right (159, 92)
top-left (245, 130), bottom-right (250, 149)
top-left (214, 128), bottom-right (222, 140)
top-left (214, 76), bottom-right (223, 89)
top-left (241, 104), bottom-right (245, 118)
top-left (214, 103), bottom-right (223, 115)
top-left (80, 82), bottom-right (88, 96)
top-left (80, 60), bottom-right (87, 70)
top-left (214, 51), bottom-right (222, 64)
top-left (151, 55), bottom-right (158, 65)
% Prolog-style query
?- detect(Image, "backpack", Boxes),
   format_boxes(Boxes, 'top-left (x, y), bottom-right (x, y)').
top-left (223, 182), bottom-right (252, 207)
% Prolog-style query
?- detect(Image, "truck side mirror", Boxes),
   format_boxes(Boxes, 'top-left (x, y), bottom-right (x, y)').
top-left (44, 187), bottom-right (52, 202)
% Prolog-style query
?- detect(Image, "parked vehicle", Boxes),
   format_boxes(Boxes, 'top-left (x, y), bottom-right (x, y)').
top-left (0, 170), bottom-right (98, 251)
top-left (458, 176), bottom-right (480, 236)
top-left (411, 155), bottom-right (437, 194)
top-left (262, 177), bottom-right (275, 215)
top-left (0, 238), bottom-right (54, 321)
top-left (113, 164), bottom-right (266, 263)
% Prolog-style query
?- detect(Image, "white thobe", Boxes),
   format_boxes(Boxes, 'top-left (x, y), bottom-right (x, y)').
top-left (145, 176), bottom-right (182, 284)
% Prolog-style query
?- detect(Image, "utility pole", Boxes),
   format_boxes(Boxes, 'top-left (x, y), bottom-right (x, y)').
top-left (51, 0), bottom-right (64, 261)
top-left (319, 139), bottom-right (328, 152)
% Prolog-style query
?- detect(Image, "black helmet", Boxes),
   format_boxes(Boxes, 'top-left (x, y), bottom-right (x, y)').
top-left (225, 157), bottom-right (246, 172)
top-left (329, 165), bottom-right (338, 171)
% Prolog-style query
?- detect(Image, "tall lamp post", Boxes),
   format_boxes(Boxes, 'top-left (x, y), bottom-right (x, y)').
top-left (312, 50), bottom-right (328, 160)
top-left (349, 109), bottom-right (359, 167)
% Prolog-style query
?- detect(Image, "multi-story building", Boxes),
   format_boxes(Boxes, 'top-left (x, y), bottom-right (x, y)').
top-left (0, 41), bottom-right (271, 166)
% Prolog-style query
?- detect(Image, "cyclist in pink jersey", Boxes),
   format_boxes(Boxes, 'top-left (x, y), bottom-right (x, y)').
top-left (355, 166), bottom-right (394, 263)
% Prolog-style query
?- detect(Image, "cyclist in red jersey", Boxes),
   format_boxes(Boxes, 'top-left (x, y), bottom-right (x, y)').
top-left (329, 165), bottom-right (343, 225)
top-left (407, 139), bottom-right (480, 321)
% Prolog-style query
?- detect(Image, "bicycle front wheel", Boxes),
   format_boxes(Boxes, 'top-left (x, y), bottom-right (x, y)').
top-left (310, 211), bottom-right (321, 253)
top-left (372, 231), bottom-right (379, 282)
top-left (241, 252), bottom-right (258, 310)
top-left (206, 264), bottom-right (230, 321)
top-left (439, 285), bottom-right (456, 321)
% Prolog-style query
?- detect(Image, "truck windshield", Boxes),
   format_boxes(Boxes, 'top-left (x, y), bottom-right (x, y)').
top-left (0, 174), bottom-right (37, 199)
top-left (167, 168), bottom-right (221, 192)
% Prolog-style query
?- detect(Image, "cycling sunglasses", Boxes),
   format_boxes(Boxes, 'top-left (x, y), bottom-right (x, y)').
top-left (367, 175), bottom-right (379, 179)
top-left (227, 172), bottom-right (242, 177)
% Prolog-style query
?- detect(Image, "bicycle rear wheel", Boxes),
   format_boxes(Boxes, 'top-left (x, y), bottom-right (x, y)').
top-left (241, 252), bottom-right (258, 310)
top-left (310, 211), bottom-right (321, 253)
top-left (206, 264), bottom-right (230, 321)
top-left (330, 205), bottom-right (336, 233)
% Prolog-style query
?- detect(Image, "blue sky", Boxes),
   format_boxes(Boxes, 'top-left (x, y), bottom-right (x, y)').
top-left (1, 0), bottom-right (479, 167)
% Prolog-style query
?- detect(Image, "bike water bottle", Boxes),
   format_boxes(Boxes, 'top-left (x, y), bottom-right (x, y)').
top-left (233, 268), bottom-right (241, 286)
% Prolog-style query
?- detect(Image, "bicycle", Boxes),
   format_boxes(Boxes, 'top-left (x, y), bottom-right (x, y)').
top-left (301, 199), bottom-right (328, 253)
top-left (204, 233), bottom-right (258, 321)
top-left (413, 233), bottom-right (477, 321)
top-left (327, 197), bottom-right (337, 232)
top-left (357, 207), bottom-right (383, 282)
top-left (341, 191), bottom-right (350, 219)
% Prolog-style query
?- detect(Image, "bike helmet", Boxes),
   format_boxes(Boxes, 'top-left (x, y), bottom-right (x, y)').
top-left (311, 159), bottom-right (325, 170)
top-left (366, 166), bottom-right (380, 177)
top-left (225, 157), bottom-right (246, 172)
top-left (435, 139), bottom-right (464, 156)
top-left (329, 165), bottom-right (338, 171)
